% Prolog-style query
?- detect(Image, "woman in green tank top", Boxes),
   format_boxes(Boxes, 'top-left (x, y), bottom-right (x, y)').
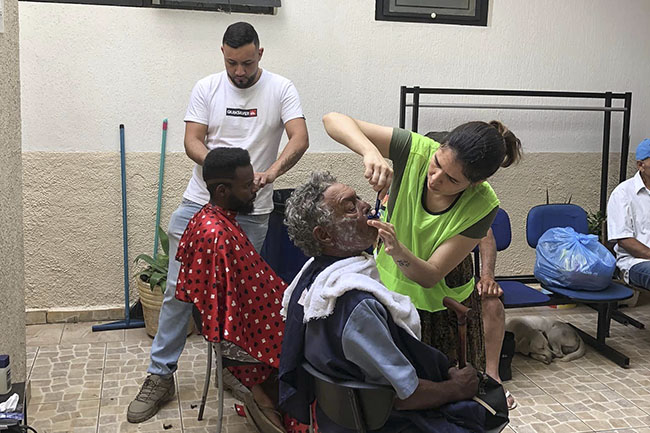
top-left (322, 112), bottom-right (521, 377)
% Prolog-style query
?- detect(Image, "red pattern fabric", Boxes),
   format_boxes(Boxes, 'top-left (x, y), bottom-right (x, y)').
top-left (174, 204), bottom-right (310, 431)
top-left (175, 204), bottom-right (286, 370)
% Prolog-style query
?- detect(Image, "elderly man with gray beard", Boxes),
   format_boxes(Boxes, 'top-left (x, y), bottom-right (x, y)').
top-left (277, 171), bottom-right (491, 433)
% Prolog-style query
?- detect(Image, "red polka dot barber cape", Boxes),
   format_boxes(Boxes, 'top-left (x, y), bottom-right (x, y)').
top-left (175, 204), bottom-right (286, 371)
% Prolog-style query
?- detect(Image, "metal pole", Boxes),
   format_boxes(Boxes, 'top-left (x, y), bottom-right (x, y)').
top-left (407, 103), bottom-right (626, 112)
top-left (404, 87), bottom-right (626, 99)
top-left (620, 92), bottom-right (632, 183)
top-left (411, 86), bottom-right (420, 132)
top-left (600, 93), bottom-right (612, 216)
top-left (399, 86), bottom-right (406, 129)
top-left (153, 118), bottom-right (168, 259)
top-left (119, 124), bottom-right (130, 323)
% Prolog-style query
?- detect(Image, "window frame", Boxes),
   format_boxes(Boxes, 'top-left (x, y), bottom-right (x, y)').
top-left (19, 0), bottom-right (278, 14)
top-left (375, 0), bottom-right (489, 27)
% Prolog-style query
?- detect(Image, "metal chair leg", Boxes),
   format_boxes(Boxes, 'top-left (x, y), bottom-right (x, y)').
top-left (309, 403), bottom-right (314, 433)
top-left (216, 343), bottom-right (224, 433)
top-left (198, 341), bottom-right (213, 421)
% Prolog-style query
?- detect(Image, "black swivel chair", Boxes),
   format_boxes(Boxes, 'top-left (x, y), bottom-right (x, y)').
top-left (301, 296), bottom-right (509, 433)
top-left (301, 361), bottom-right (395, 433)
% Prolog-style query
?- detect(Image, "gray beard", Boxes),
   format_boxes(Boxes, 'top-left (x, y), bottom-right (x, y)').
top-left (331, 217), bottom-right (372, 253)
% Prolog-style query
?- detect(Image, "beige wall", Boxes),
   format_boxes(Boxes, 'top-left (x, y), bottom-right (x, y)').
top-left (16, 0), bottom-right (650, 315)
top-left (23, 151), bottom-right (636, 312)
top-left (0, 0), bottom-right (26, 379)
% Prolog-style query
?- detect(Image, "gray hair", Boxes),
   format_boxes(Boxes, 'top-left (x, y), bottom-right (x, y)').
top-left (285, 171), bottom-right (337, 257)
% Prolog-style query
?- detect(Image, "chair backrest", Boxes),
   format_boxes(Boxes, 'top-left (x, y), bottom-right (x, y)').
top-left (472, 208), bottom-right (512, 276)
top-left (526, 204), bottom-right (589, 248)
top-left (302, 362), bottom-right (395, 432)
top-left (491, 208), bottom-right (513, 251)
top-left (472, 208), bottom-right (512, 254)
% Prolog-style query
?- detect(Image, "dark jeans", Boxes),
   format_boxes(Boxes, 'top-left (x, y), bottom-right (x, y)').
top-left (629, 261), bottom-right (650, 290)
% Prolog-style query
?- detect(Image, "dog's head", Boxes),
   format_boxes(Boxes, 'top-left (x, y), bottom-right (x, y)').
top-left (528, 330), bottom-right (554, 364)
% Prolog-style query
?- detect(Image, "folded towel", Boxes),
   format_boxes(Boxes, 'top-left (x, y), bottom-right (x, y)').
top-left (282, 253), bottom-right (421, 339)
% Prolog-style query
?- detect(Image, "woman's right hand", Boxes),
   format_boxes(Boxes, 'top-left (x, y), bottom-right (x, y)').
top-left (322, 112), bottom-right (394, 198)
top-left (363, 153), bottom-right (393, 199)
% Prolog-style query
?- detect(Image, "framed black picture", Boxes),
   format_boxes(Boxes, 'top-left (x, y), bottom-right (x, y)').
top-left (376, 0), bottom-right (489, 26)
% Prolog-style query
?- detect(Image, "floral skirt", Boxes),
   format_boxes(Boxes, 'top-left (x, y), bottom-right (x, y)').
top-left (418, 254), bottom-right (486, 370)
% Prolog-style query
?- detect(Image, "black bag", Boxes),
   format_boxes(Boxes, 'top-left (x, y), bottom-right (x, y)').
top-left (442, 296), bottom-right (510, 432)
top-left (475, 372), bottom-right (509, 432)
top-left (499, 331), bottom-right (515, 382)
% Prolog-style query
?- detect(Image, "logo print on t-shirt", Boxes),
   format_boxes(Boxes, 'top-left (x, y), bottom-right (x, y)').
top-left (226, 108), bottom-right (258, 118)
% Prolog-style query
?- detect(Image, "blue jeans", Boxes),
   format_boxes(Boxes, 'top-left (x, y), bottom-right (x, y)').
top-left (148, 199), bottom-right (270, 376)
top-left (629, 261), bottom-right (650, 291)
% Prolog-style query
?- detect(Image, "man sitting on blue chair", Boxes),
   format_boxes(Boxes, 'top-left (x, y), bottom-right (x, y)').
top-left (278, 171), bottom-right (495, 433)
top-left (607, 139), bottom-right (650, 291)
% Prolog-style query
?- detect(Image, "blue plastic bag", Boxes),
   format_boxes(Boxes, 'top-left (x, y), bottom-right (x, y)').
top-left (534, 227), bottom-right (616, 291)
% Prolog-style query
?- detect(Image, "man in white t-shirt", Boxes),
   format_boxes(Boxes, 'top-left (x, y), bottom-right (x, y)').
top-left (607, 139), bottom-right (650, 291)
top-left (128, 21), bottom-right (309, 424)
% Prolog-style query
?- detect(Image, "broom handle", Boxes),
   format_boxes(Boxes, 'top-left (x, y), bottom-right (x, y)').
top-left (443, 296), bottom-right (471, 369)
top-left (153, 118), bottom-right (168, 258)
top-left (119, 124), bottom-right (131, 322)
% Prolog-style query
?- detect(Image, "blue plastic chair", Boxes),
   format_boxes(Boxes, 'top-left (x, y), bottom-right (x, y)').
top-left (526, 204), bottom-right (634, 368)
top-left (474, 208), bottom-right (551, 308)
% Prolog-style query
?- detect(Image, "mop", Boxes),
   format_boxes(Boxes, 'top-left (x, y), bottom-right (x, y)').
top-left (93, 124), bottom-right (146, 332)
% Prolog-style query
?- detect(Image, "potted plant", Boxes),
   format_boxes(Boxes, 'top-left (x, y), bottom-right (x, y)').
top-left (134, 226), bottom-right (193, 337)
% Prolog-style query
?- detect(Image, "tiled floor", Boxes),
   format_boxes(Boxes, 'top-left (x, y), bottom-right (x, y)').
top-left (24, 298), bottom-right (650, 433)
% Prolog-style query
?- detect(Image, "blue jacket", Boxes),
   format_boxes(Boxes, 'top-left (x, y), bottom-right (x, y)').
top-left (279, 256), bottom-right (486, 433)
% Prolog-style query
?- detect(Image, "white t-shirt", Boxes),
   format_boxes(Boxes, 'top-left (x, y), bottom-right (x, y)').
top-left (606, 171), bottom-right (650, 282)
top-left (183, 69), bottom-right (304, 214)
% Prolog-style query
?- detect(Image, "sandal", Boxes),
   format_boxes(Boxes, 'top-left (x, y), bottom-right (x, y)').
top-left (243, 392), bottom-right (287, 433)
top-left (505, 390), bottom-right (517, 410)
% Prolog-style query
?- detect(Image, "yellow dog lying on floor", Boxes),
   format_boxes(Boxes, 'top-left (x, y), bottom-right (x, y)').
top-left (505, 316), bottom-right (586, 364)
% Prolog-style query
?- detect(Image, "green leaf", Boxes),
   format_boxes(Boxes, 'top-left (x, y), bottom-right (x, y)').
top-left (158, 226), bottom-right (169, 256)
top-left (133, 254), bottom-right (167, 274)
top-left (149, 272), bottom-right (166, 290)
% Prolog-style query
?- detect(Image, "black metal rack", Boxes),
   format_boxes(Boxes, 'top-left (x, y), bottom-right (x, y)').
top-left (399, 86), bottom-right (637, 367)
top-left (398, 86), bottom-right (633, 216)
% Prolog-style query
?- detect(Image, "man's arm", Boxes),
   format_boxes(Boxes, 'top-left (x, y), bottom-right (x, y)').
top-left (476, 228), bottom-right (503, 298)
top-left (617, 238), bottom-right (650, 260)
top-left (340, 298), bottom-right (478, 410)
top-left (184, 121), bottom-right (209, 165)
top-left (394, 367), bottom-right (478, 411)
top-left (255, 117), bottom-right (309, 188)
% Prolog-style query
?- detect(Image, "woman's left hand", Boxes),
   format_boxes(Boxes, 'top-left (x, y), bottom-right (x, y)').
top-left (367, 219), bottom-right (403, 256)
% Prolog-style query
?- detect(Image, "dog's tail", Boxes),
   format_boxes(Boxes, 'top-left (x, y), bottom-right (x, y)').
top-left (557, 335), bottom-right (586, 362)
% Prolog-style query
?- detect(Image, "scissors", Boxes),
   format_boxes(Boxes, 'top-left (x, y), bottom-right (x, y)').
top-left (367, 192), bottom-right (383, 220)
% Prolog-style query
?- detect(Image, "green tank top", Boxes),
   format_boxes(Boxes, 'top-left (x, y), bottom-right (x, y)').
top-left (375, 132), bottom-right (500, 312)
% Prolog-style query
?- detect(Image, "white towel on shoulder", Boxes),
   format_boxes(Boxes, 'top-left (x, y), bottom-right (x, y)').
top-left (281, 253), bottom-right (421, 339)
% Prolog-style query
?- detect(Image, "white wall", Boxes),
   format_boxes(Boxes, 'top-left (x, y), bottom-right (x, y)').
top-left (17, 0), bottom-right (650, 311)
top-left (19, 0), bottom-right (650, 155)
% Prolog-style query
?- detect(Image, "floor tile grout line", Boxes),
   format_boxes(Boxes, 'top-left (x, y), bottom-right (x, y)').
top-left (57, 323), bottom-right (64, 345)
top-left (569, 344), bottom-right (650, 422)
top-left (513, 365), bottom-right (597, 432)
top-left (176, 372), bottom-right (186, 433)
top-left (26, 346), bottom-right (39, 383)
top-left (95, 342), bottom-right (107, 433)
top-left (582, 359), bottom-right (650, 420)
top-left (518, 357), bottom-right (650, 431)
top-left (507, 364), bottom-right (561, 433)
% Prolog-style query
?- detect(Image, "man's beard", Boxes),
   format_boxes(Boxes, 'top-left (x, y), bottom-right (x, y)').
top-left (229, 195), bottom-right (255, 214)
top-left (229, 73), bottom-right (257, 89)
top-left (331, 217), bottom-right (376, 253)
